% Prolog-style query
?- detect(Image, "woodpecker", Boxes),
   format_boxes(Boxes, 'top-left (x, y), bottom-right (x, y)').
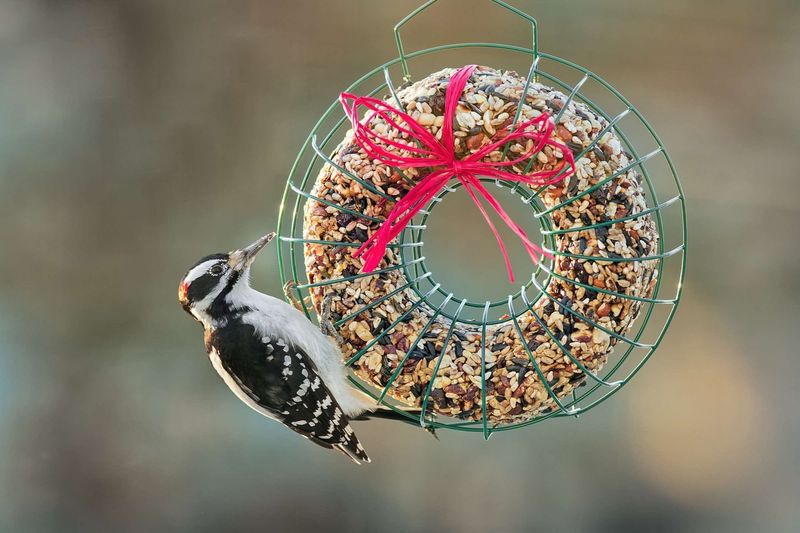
top-left (178, 233), bottom-right (377, 463)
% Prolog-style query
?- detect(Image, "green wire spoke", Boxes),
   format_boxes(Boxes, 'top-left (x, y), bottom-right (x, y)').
top-left (540, 195), bottom-right (681, 236)
top-left (383, 66), bottom-right (432, 160)
top-left (347, 282), bottom-right (441, 368)
top-left (335, 271), bottom-right (433, 329)
top-left (507, 295), bottom-right (575, 415)
top-left (384, 66), bottom-right (403, 108)
top-left (480, 301), bottom-right (491, 439)
top-left (515, 78), bottom-right (591, 188)
top-left (508, 71), bottom-right (588, 196)
top-left (389, 164), bottom-right (420, 188)
top-left (288, 182), bottom-right (383, 223)
top-left (500, 55), bottom-right (540, 186)
top-left (519, 287), bottom-right (624, 387)
top-left (534, 147), bottom-right (663, 219)
top-left (295, 257), bottom-right (425, 290)
top-left (553, 73), bottom-right (590, 125)
top-left (314, 81), bottom-right (389, 154)
top-left (542, 243), bottom-right (684, 263)
top-left (522, 284), bottom-right (622, 388)
top-left (346, 375), bottom-right (426, 425)
top-left (536, 261), bottom-right (676, 305)
top-left (310, 136), bottom-right (396, 202)
top-left (526, 268), bottom-right (654, 352)
top-left (519, 107), bottom-right (632, 205)
top-left (377, 292), bottom-right (454, 404)
top-left (509, 56), bottom-right (541, 134)
top-left (419, 299), bottom-right (467, 426)
top-left (280, 237), bottom-right (425, 248)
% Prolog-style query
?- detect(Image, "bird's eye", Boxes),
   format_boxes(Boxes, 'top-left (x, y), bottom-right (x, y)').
top-left (210, 264), bottom-right (225, 276)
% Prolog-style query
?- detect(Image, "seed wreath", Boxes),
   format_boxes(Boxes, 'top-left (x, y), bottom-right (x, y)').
top-left (303, 66), bottom-right (659, 424)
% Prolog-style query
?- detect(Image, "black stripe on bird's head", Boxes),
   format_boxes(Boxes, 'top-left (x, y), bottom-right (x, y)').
top-left (178, 233), bottom-right (275, 321)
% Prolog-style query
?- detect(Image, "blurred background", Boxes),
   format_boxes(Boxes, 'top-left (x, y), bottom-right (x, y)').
top-left (1, 0), bottom-right (798, 531)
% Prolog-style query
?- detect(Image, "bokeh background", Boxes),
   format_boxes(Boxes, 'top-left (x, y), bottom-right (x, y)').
top-left (1, 0), bottom-right (798, 531)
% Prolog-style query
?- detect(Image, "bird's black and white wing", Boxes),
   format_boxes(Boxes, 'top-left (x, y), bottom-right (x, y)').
top-left (207, 324), bottom-right (370, 464)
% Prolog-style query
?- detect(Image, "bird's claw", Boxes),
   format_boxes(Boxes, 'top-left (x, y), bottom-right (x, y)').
top-left (283, 280), bottom-right (312, 313)
top-left (320, 293), bottom-right (345, 345)
top-left (285, 281), bottom-right (343, 345)
top-left (423, 425), bottom-right (439, 440)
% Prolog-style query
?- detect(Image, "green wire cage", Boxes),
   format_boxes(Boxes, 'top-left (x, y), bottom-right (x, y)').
top-left (277, 0), bottom-right (687, 437)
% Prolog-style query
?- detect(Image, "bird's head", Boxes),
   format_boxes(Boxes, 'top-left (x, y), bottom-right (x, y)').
top-left (178, 232), bottom-right (275, 323)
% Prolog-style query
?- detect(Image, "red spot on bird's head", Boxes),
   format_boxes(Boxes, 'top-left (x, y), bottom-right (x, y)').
top-left (178, 281), bottom-right (189, 303)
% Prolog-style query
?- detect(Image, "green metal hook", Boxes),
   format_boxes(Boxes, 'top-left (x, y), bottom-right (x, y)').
top-left (394, 0), bottom-right (538, 81)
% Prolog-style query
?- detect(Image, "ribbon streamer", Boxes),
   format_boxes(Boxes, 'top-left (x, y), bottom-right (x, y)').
top-left (340, 65), bottom-right (575, 283)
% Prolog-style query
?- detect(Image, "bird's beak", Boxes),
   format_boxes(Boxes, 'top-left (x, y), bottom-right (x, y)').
top-left (229, 232), bottom-right (276, 271)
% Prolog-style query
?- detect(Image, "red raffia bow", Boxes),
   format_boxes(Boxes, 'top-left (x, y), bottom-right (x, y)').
top-left (339, 65), bottom-right (575, 283)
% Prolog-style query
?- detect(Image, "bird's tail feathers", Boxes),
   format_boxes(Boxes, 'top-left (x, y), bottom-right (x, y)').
top-left (335, 439), bottom-right (371, 464)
